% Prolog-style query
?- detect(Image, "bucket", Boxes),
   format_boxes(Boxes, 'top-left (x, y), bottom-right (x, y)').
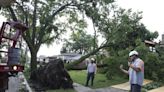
top-left (8, 48), bottom-right (20, 65)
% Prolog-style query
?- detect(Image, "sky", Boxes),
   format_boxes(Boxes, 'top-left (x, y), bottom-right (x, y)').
top-left (0, 0), bottom-right (164, 56)
top-left (116, 0), bottom-right (164, 39)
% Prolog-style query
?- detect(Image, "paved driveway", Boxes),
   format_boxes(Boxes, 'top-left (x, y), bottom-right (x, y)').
top-left (6, 76), bottom-right (20, 92)
top-left (6, 72), bottom-right (32, 92)
top-left (73, 83), bottom-right (128, 92)
top-left (111, 79), bottom-right (152, 91)
top-left (148, 86), bottom-right (164, 92)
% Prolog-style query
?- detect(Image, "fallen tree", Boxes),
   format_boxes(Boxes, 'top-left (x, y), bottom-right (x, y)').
top-left (65, 44), bottom-right (110, 70)
top-left (30, 44), bottom-right (110, 90)
top-left (30, 59), bottom-right (73, 90)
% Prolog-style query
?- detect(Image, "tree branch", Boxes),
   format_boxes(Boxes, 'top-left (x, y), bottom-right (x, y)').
top-left (40, 36), bottom-right (55, 45)
top-left (32, 0), bottom-right (38, 45)
top-left (15, 1), bottom-right (26, 22)
top-left (37, 3), bottom-right (73, 46)
top-left (43, 2), bottom-right (73, 29)
top-left (8, 6), bottom-right (18, 21)
top-left (66, 44), bottom-right (110, 70)
top-left (15, 1), bottom-right (31, 43)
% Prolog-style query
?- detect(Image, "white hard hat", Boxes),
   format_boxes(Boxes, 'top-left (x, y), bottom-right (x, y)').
top-left (85, 58), bottom-right (90, 61)
top-left (91, 58), bottom-right (95, 61)
top-left (129, 50), bottom-right (138, 57)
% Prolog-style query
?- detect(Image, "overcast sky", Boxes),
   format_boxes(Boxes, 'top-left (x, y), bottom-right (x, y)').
top-left (0, 0), bottom-right (164, 56)
top-left (116, 0), bottom-right (164, 40)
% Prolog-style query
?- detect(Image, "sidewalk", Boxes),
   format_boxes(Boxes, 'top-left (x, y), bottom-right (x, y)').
top-left (73, 83), bottom-right (128, 92)
top-left (94, 87), bottom-right (127, 92)
top-left (6, 72), bottom-right (32, 92)
top-left (148, 86), bottom-right (164, 92)
top-left (18, 72), bottom-right (33, 92)
top-left (111, 79), bottom-right (152, 91)
top-left (73, 83), bottom-right (94, 92)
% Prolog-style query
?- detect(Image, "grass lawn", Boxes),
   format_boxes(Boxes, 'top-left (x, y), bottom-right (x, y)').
top-left (69, 70), bottom-right (128, 89)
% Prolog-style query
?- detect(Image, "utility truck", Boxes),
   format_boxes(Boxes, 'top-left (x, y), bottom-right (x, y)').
top-left (0, 21), bottom-right (28, 91)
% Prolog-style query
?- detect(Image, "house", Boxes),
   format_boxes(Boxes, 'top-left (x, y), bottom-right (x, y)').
top-left (160, 34), bottom-right (164, 47)
top-left (144, 40), bottom-right (156, 52)
top-left (37, 53), bottom-right (83, 64)
top-left (57, 53), bottom-right (82, 63)
top-left (37, 55), bottom-right (46, 63)
top-left (144, 34), bottom-right (164, 51)
top-left (37, 55), bottom-right (58, 64)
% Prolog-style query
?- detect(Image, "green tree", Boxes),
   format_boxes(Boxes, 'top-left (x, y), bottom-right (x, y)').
top-left (81, 4), bottom-right (160, 79)
top-left (61, 30), bottom-right (98, 54)
top-left (88, 6), bottom-right (158, 54)
top-left (1, 0), bottom-right (115, 72)
top-left (65, 2), bottom-right (159, 69)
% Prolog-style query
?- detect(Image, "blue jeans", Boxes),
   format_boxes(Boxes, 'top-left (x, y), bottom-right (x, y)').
top-left (85, 72), bottom-right (95, 86)
top-left (131, 84), bottom-right (141, 92)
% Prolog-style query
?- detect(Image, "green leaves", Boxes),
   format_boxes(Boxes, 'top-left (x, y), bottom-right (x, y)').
top-left (102, 0), bottom-right (115, 4)
top-left (61, 31), bottom-right (97, 54)
top-left (143, 82), bottom-right (163, 90)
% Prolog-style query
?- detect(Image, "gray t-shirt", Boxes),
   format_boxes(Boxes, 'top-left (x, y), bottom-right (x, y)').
top-left (129, 58), bottom-right (144, 86)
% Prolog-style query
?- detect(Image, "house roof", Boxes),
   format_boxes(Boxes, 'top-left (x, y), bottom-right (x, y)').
top-left (58, 53), bottom-right (82, 60)
top-left (58, 53), bottom-right (81, 57)
top-left (144, 40), bottom-right (156, 46)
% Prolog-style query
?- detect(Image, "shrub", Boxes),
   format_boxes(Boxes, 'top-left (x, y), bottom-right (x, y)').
top-left (24, 65), bottom-right (31, 79)
top-left (135, 44), bottom-right (164, 81)
top-left (103, 49), bottom-right (129, 79)
top-left (97, 67), bottom-right (108, 74)
top-left (144, 53), bottom-right (160, 81)
top-left (143, 82), bottom-right (162, 90)
top-left (102, 43), bottom-right (164, 81)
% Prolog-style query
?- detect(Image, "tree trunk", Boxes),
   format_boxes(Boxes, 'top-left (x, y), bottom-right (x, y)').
top-left (30, 50), bottom-right (37, 72)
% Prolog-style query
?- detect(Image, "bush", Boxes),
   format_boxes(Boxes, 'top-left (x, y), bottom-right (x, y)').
top-left (24, 65), bottom-right (31, 79)
top-left (102, 42), bottom-right (164, 82)
top-left (97, 67), bottom-right (108, 74)
top-left (143, 82), bottom-right (162, 90)
top-left (106, 71), bottom-right (113, 79)
top-left (157, 60), bottom-right (164, 82)
top-left (103, 49), bottom-right (129, 79)
top-left (141, 88), bottom-right (148, 92)
top-left (135, 44), bottom-right (164, 81)
top-left (144, 53), bottom-right (160, 81)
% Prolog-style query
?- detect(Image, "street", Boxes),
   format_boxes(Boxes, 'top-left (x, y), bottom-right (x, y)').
top-left (5, 72), bottom-right (31, 92)
top-left (6, 76), bottom-right (20, 92)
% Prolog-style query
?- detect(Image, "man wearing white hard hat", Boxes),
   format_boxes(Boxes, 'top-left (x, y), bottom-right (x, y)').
top-left (120, 50), bottom-right (144, 92)
top-left (85, 58), bottom-right (97, 86)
